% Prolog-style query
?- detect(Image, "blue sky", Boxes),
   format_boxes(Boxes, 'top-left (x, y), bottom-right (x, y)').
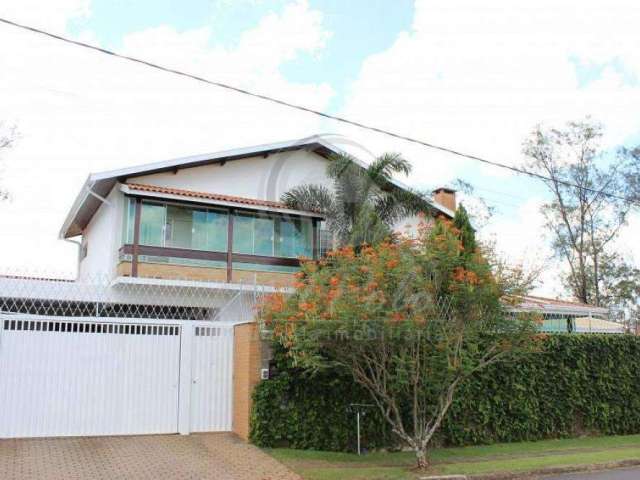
top-left (67, 0), bottom-right (638, 208)
top-left (72, 0), bottom-right (415, 112)
top-left (1, 0), bottom-right (640, 293)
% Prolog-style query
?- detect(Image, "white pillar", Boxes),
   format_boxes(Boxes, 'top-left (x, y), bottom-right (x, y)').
top-left (178, 322), bottom-right (193, 435)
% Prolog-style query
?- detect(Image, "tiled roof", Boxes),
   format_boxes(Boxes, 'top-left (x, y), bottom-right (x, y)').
top-left (521, 295), bottom-right (593, 308)
top-left (509, 294), bottom-right (608, 314)
top-left (125, 183), bottom-right (288, 210)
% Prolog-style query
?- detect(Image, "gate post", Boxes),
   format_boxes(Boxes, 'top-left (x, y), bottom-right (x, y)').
top-left (232, 322), bottom-right (261, 441)
top-left (178, 322), bottom-right (194, 435)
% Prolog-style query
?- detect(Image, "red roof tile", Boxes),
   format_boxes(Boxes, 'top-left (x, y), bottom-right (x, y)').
top-left (126, 183), bottom-right (290, 210)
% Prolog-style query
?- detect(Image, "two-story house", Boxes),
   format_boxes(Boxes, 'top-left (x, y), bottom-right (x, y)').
top-left (60, 135), bottom-right (454, 287)
top-left (0, 135), bottom-right (615, 443)
top-left (0, 136), bottom-right (455, 442)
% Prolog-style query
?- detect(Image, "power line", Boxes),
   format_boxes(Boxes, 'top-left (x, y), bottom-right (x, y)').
top-left (0, 16), bottom-right (638, 207)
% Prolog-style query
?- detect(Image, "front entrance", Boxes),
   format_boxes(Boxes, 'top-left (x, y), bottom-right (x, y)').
top-left (0, 316), bottom-right (234, 438)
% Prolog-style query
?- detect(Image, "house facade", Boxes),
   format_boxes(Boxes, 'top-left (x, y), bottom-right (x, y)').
top-left (512, 295), bottom-right (620, 334)
top-left (0, 136), bottom-right (454, 442)
top-left (0, 136), bottom-right (620, 443)
top-left (61, 136), bottom-right (454, 289)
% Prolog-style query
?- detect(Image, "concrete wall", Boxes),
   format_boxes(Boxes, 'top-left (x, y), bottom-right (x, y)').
top-left (232, 322), bottom-right (262, 441)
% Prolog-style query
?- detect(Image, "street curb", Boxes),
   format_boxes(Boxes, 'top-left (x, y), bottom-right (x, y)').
top-left (466, 458), bottom-right (640, 479)
top-left (419, 476), bottom-right (467, 480)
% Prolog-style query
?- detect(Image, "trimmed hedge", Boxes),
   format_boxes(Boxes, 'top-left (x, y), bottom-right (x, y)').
top-left (250, 335), bottom-right (640, 451)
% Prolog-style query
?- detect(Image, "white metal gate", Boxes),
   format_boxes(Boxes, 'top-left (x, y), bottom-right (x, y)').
top-left (189, 325), bottom-right (234, 432)
top-left (0, 316), bottom-right (234, 439)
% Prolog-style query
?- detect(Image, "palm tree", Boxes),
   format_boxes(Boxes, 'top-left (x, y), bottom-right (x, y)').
top-left (281, 152), bottom-right (435, 247)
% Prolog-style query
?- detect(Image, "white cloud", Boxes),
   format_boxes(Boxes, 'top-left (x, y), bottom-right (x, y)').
top-left (0, 0), bottom-right (333, 273)
top-left (0, 0), bottom-right (90, 33)
top-left (339, 0), bottom-right (640, 175)
top-left (338, 0), bottom-right (640, 298)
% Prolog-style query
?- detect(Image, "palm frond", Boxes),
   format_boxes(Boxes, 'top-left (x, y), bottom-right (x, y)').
top-left (366, 152), bottom-right (412, 188)
top-left (280, 184), bottom-right (335, 214)
top-left (281, 151), bottom-right (436, 249)
top-left (388, 187), bottom-right (437, 219)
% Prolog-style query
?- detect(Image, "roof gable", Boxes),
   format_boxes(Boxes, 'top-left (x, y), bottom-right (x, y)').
top-left (60, 136), bottom-right (454, 238)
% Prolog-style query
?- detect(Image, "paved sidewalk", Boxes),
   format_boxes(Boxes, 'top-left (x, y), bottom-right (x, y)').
top-left (0, 433), bottom-right (301, 480)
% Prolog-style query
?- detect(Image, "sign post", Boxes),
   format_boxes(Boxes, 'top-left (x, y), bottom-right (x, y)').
top-left (349, 403), bottom-right (374, 455)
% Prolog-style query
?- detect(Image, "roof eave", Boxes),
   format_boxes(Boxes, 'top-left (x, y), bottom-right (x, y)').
top-left (120, 184), bottom-right (326, 219)
top-left (59, 176), bottom-right (93, 239)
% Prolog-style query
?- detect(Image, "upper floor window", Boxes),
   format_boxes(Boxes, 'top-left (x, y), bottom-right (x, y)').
top-left (124, 199), bottom-right (228, 252)
top-left (124, 198), bottom-right (315, 259)
top-left (232, 212), bottom-right (313, 259)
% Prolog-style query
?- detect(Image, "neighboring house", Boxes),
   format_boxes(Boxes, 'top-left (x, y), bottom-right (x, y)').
top-left (511, 295), bottom-right (622, 334)
top-left (0, 136), bottom-right (454, 442)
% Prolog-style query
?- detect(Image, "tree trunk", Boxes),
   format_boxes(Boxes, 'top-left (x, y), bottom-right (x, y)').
top-left (415, 448), bottom-right (429, 470)
top-left (593, 250), bottom-right (600, 307)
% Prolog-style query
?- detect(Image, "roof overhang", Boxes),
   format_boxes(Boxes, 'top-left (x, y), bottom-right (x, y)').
top-left (507, 295), bottom-right (609, 317)
top-left (120, 184), bottom-right (325, 219)
top-left (59, 135), bottom-right (453, 239)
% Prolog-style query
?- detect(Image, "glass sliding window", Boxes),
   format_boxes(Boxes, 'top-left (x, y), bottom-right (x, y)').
top-left (232, 213), bottom-right (255, 254)
top-left (276, 217), bottom-right (313, 258)
top-left (232, 212), bottom-right (275, 256)
top-left (139, 203), bottom-right (165, 247)
top-left (192, 209), bottom-right (228, 252)
top-left (123, 197), bottom-right (135, 244)
top-left (131, 200), bottom-right (228, 252)
top-left (232, 211), bottom-right (313, 258)
top-left (165, 205), bottom-right (192, 249)
top-left (254, 216), bottom-right (275, 256)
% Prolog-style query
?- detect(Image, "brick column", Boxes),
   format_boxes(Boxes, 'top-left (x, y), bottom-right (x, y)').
top-left (232, 322), bottom-right (261, 441)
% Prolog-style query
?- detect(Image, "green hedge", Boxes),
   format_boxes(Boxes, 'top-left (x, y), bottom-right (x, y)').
top-left (250, 335), bottom-right (640, 451)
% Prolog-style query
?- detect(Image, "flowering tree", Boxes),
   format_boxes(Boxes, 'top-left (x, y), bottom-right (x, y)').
top-left (259, 212), bottom-right (540, 468)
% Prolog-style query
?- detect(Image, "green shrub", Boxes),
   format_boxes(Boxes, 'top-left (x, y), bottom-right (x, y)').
top-left (250, 335), bottom-right (640, 450)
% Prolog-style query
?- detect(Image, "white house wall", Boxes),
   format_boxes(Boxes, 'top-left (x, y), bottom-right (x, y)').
top-left (76, 149), bottom-right (436, 280)
top-left (78, 185), bottom-right (124, 280)
top-left (129, 150), bottom-right (332, 203)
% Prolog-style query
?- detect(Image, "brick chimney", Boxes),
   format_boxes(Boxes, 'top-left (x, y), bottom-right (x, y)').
top-left (432, 187), bottom-right (456, 212)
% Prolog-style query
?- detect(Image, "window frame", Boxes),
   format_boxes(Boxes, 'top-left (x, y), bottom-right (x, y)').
top-left (122, 194), bottom-right (321, 279)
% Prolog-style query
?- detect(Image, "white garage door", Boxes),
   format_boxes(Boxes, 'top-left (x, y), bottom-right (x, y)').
top-left (0, 317), bottom-right (182, 438)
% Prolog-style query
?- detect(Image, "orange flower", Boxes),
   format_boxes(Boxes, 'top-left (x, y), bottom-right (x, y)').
top-left (386, 259), bottom-right (399, 269)
top-left (329, 276), bottom-right (340, 287)
top-left (452, 267), bottom-right (467, 282)
top-left (466, 271), bottom-right (479, 285)
top-left (298, 301), bottom-right (315, 312)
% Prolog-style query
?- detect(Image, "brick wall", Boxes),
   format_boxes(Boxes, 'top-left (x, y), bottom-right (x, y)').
top-left (232, 322), bottom-right (262, 441)
top-left (116, 262), bottom-right (228, 282)
top-left (117, 261), bottom-right (294, 287)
